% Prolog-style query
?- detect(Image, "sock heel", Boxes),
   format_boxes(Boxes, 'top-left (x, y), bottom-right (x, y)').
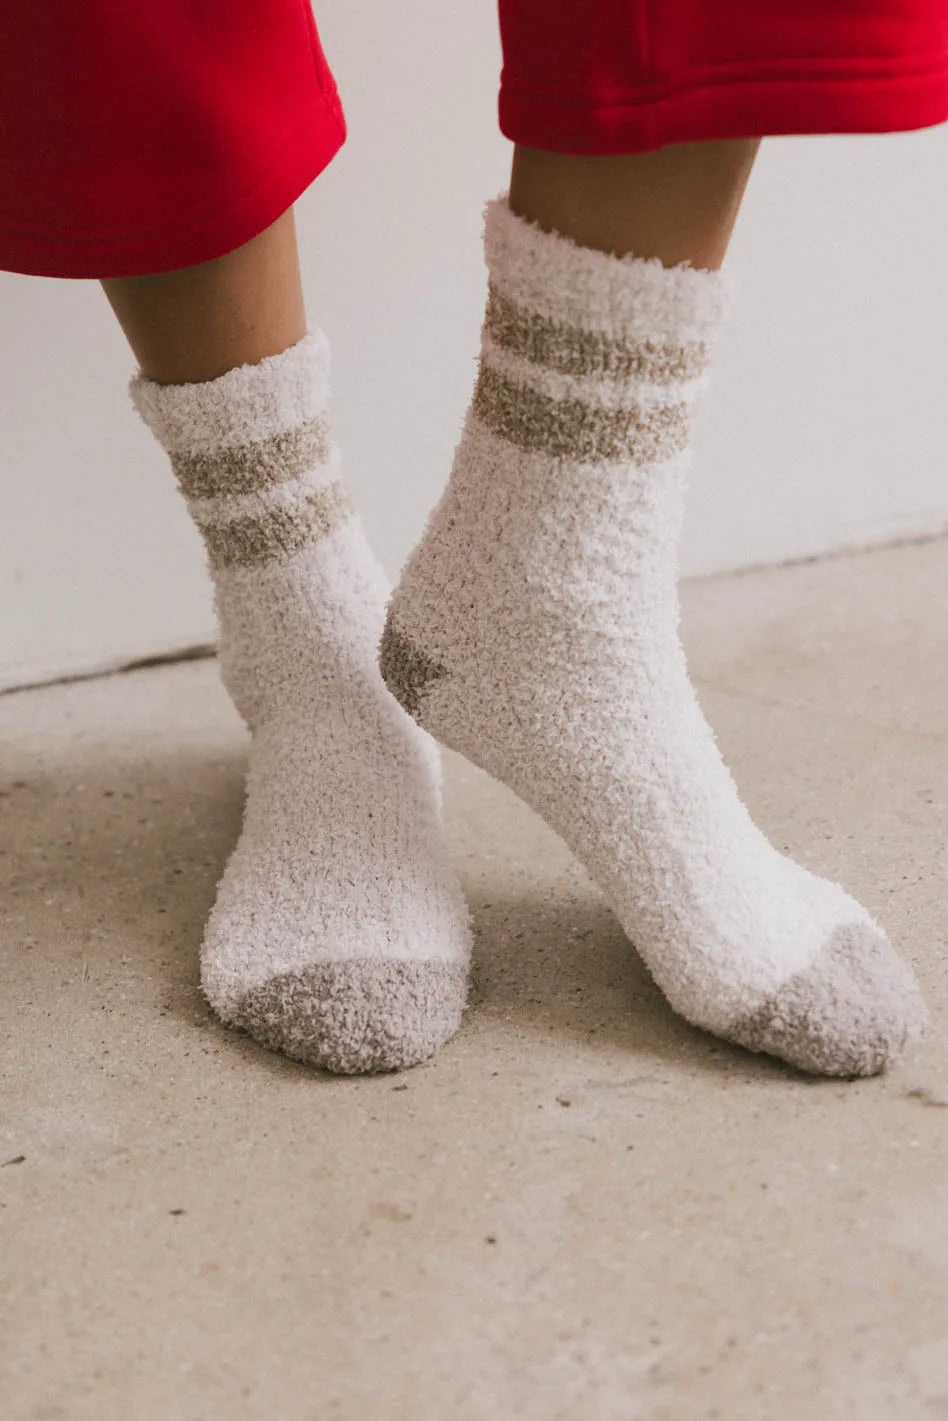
top-left (379, 598), bottom-right (450, 727)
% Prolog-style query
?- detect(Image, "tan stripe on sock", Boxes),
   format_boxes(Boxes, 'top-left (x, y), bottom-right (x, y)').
top-left (171, 417), bottom-right (332, 500)
top-left (472, 363), bottom-right (691, 466)
top-left (379, 616), bottom-right (447, 720)
top-left (485, 283), bottom-right (710, 384)
top-left (199, 479), bottom-right (353, 568)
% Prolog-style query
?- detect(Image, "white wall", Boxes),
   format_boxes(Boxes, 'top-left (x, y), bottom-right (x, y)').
top-left (686, 127), bottom-right (948, 573)
top-left (2, 0), bottom-right (948, 691)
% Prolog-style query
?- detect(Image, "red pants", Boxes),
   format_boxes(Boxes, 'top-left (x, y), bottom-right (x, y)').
top-left (499, 1), bottom-right (948, 154)
top-left (1, 2), bottom-right (946, 279)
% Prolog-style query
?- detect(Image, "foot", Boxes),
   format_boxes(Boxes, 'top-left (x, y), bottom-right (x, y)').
top-left (381, 197), bottom-right (926, 1078)
top-left (130, 331), bottom-right (472, 1072)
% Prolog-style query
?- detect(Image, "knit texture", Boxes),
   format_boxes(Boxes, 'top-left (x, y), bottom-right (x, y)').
top-left (381, 196), bottom-right (927, 1078)
top-left (129, 331), bottom-right (472, 1073)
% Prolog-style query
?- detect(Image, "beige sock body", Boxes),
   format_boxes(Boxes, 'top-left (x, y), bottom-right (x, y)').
top-left (382, 196), bottom-right (927, 1078)
top-left (130, 330), bottom-right (472, 1073)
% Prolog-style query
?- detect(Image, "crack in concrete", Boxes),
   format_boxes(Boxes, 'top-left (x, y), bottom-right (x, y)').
top-left (693, 675), bottom-right (948, 744)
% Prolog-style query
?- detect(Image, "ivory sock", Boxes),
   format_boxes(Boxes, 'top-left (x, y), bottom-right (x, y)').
top-left (381, 195), bottom-right (926, 1077)
top-left (129, 330), bottom-right (471, 1073)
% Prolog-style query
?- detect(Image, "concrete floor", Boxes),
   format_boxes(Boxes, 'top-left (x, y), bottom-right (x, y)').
top-left (2, 538), bottom-right (948, 1421)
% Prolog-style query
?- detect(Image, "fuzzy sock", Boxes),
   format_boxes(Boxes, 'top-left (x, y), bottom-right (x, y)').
top-left (129, 330), bottom-right (471, 1073)
top-left (381, 196), bottom-right (927, 1077)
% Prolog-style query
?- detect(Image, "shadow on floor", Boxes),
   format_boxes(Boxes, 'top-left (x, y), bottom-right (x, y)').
top-left (2, 729), bottom-right (799, 1086)
top-left (465, 887), bottom-right (799, 1083)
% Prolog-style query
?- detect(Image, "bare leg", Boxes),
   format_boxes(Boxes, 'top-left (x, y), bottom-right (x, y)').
top-left (509, 138), bottom-right (761, 268)
top-left (100, 207), bottom-right (307, 384)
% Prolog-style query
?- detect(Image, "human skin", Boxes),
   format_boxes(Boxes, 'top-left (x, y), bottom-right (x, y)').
top-left (100, 139), bottom-right (761, 382)
top-left (100, 205), bottom-right (307, 385)
top-left (508, 139), bottom-right (761, 269)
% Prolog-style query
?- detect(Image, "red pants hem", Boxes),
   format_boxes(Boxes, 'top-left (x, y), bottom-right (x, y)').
top-left (500, 58), bottom-right (948, 154)
top-left (0, 101), bottom-right (346, 280)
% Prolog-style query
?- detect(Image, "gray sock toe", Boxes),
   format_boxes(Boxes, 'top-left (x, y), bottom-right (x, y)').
top-left (229, 958), bottom-right (469, 1074)
top-left (728, 923), bottom-right (928, 1077)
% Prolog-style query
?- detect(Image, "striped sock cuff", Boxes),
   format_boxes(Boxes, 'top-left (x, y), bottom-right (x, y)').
top-left (483, 281), bottom-right (712, 386)
top-left (129, 329), bottom-right (355, 570)
top-left (471, 362), bottom-right (693, 466)
top-left (482, 195), bottom-right (734, 346)
top-left (472, 197), bottom-right (732, 467)
top-left (195, 479), bottom-right (354, 569)
top-left (128, 329), bottom-right (331, 455)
